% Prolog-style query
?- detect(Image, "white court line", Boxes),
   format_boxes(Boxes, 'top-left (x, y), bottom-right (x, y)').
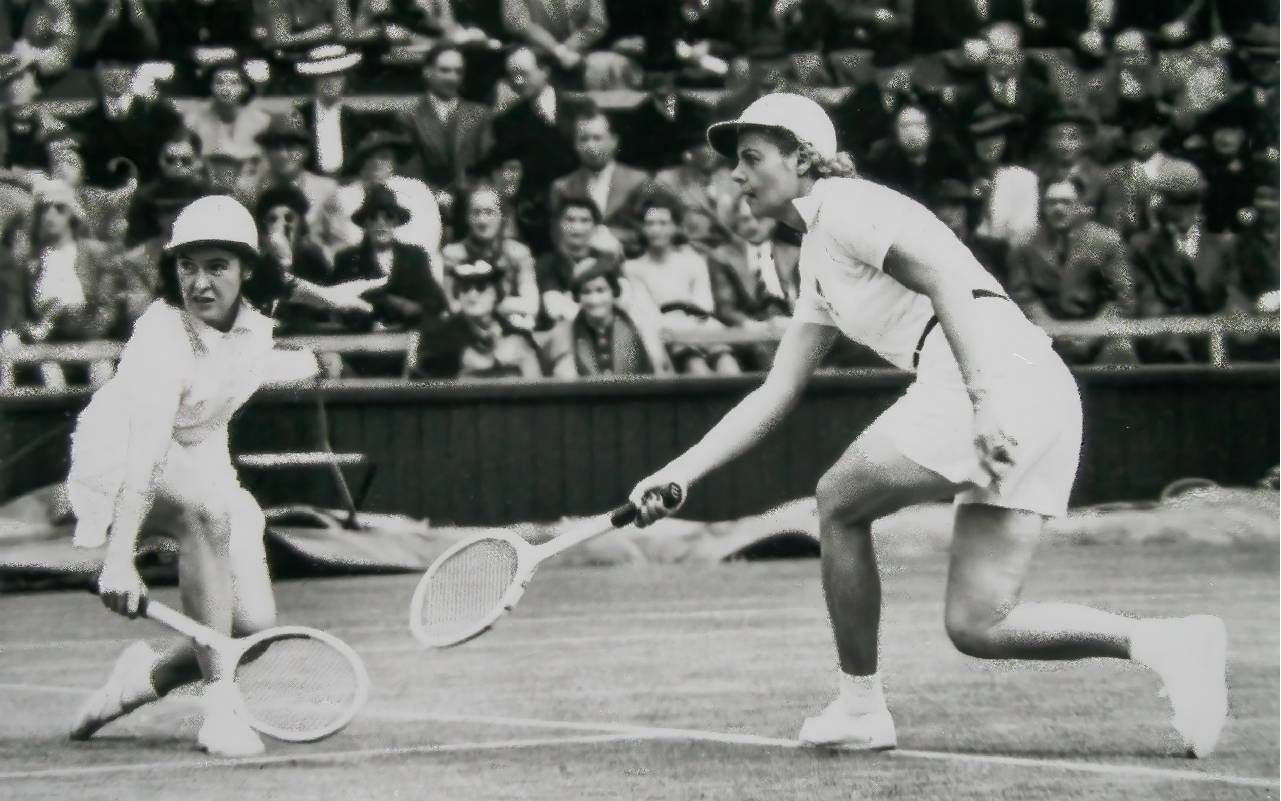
top-left (0, 733), bottom-right (640, 782)
top-left (0, 682), bottom-right (86, 695)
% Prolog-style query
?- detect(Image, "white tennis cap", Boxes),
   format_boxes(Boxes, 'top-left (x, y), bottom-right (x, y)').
top-left (165, 195), bottom-right (259, 256)
top-left (707, 92), bottom-right (838, 161)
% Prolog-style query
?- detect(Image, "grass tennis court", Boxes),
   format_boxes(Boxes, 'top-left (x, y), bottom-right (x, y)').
top-left (0, 543), bottom-right (1276, 800)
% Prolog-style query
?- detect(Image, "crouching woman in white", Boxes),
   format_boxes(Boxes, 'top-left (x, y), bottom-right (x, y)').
top-left (67, 196), bottom-right (320, 757)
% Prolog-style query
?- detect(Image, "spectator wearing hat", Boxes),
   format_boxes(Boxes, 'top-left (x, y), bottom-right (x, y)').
top-left (1099, 98), bottom-right (1175, 236)
top-left (293, 44), bottom-right (396, 178)
top-left (34, 128), bottom-right (135, 246)
top-left (549, 109), bottom-right (649, 257)
top-left (61, 22), bottom-right (182, 189)
top-left (1085, 30), bottom-right (1178, 128)
top-left (650, 139), bottom-right (738, 254)
top-left (415, 256), bottom-right (544, 379)
top-left (1130, 166), bottom-right (1241, 362)
top-left (543, 254), bottom-right (672, 377)
top-left (400, 43), bottom-right (493, 215)
top-left (334, 128), bottom-right (442, 259)
top-left (1006, 176), bottom-right (1140, 366)
top-left (1035, 109), bottom-right (1108, 216)
top-left (862, 104), bottom-right (969, 207)
top-left (2, 0), bottom-right (78, 84)
top-left (183, 60), bottom-right (272, 175)
top-left (931, 178), bottom-right (1010, 286)
top-left (966, 109), bottom-right (1040, 248)
top-left (951, 22), bottom-right (1058, 163)
top-left (500, 0), bottom-right (608, 90)
top-left (14, 179), bottom-right (125, 387)
top-left (480, 44), bottom-right (593, 254)
top-left (253, 111), bottom-right (347, 260)
top-left (441, 183), bottom-right (539, 329)
top-left (1190, 92), bottom-right (1260, 233)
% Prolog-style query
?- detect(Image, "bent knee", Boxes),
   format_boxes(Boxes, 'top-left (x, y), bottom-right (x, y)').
top-left (816, 464), bottom-right (880, 528)
top-left (943, 599), bottom-right (1013, 658)
top-left (178, 499), bottom-right (233, 542)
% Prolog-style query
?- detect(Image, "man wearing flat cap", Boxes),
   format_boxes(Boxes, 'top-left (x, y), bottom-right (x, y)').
top-left (333, 129), bottom-right (442, 264)
top-left (253, 110), bottom-right (347, 260)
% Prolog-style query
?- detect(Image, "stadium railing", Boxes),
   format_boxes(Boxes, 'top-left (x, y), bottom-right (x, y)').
top-left (0, 315), bottom-right (1276, 392)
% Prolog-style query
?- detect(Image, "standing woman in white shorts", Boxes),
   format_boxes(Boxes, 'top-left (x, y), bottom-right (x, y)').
top-left (66, 196), bottom-right (320, 757)
top-left (628, 94), bottom-right (1228, 757)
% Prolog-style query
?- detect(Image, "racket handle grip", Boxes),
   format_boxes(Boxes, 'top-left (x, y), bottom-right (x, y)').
top-left (611, 483), bottom-right (683, 527)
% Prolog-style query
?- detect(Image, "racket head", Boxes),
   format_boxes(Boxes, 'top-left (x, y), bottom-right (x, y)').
top-left (231, 625), bottom-right (370, 743)
top-left (409, 532), bottom-right (532, 648)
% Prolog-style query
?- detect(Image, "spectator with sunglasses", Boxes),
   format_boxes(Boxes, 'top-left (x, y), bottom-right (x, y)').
top-left (415, 257), bottom-right (544, 380)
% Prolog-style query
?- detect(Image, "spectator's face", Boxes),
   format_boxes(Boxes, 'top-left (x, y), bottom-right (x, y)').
top-left (577, 276), bottom-right (615, 321)
top-left (360, 148), bottom-right (398, 185)
top-left (974, 132), bottom-right (1007, 166)
top-left (363, 208), bottom-right (398, 248)
top-left (6, 70), bottom-right (37, 106)
top-left (160, 141), bottom-right (201, 180)
top-left (1211, 126), bottom-right (1246, 156)
top-left (894, 107), bottom-right (930, 154)
top-left (559, 206), bottom-right (595, 251)
top-left (426, 51), bottom-right (465, 99)
top-left (985, 34), bottom-right (1023, 80)
top-left (642, 207), bottom-right (678, 250)
top-left (497, 160), bottom-right (523, 200)
top-left (261, 205), bottom-right (301, 245)
top-left (466, 189), bottom-right (503, 241)
top-left (1114, 33), bottom-right (1151, 69)
top-left (175, 246), bottom-right (248, 330)
top-left (574, 116), bottom-right (617, 171)
top-left (315, 74), bottom-right (347, 104)
top-left (507, 49), bottom-right (548, 99)
top-left (1128, 126), bottom-right (1163, 159)
top-left (734, 199), bottom-right (773, 244)
top-left (1047, 123), bottom-right (1085, 162)
top-left (38, 201), bottom-right (73, 241)
top-left (206, 159), bottom-right (242, 191)
top-left (1042, 182), bottom-right (1081, 232)
top-left (935, 203), bottom-right (968, 238)
top-left (211, 68), bottom-right (248, 106)
top-left (267, 141), bottom-right (308, 177)
top-left (456, 277), bottom-right (498, 318)
top-left (96, 62), bottom-right (134, 99)
top-left (732, 130), bottom-right (804, 220)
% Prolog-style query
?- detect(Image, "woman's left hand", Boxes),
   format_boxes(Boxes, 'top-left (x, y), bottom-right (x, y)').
top-left (972, 397), bottom-right (1019, 489)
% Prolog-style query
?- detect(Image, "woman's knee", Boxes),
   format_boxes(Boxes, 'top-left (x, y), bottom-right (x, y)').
top-left (177, 498), bottom-right (233, 544)
top-left (943, 595), bottom-right (1013, 658)
top-left (816, 461), bottom-right (880, 529)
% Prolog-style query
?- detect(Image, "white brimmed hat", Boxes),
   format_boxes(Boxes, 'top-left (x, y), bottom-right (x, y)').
top-left (296, 44), bottom-right (363, 76)
top-left (707, 92), bottom-right (838, 161)
top-left (165, 195), bottom-right (259, 256)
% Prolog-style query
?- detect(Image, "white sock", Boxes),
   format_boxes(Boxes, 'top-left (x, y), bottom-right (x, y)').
top-left (837, 672), bottom-right (886, 715)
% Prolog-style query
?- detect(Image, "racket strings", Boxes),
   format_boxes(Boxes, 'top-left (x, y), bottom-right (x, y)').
top-left (234, 634), bottom-right (361, 738)
top-left (419, 538), bottom-right (520, 641)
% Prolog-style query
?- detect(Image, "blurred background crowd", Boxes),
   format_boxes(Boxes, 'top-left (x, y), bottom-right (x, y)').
top-left (0, 0), bottom-right (1276, 387)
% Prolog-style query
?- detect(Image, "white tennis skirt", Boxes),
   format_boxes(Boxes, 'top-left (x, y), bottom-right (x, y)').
top-left (869, 309), bottom-right (1083, 518)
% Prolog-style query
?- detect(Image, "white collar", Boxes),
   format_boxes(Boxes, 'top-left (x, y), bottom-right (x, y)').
top-left (789, 178), bottom-right (839, 233)
top-left (185, 300), bottom-right (270, 350)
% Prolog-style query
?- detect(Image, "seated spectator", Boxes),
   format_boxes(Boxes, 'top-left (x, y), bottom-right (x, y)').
top-left (1018, 0), bottom-right (1110, 59)
top-left (1100, 98), bottom-right (1172, 237)
top-left (293, 44), bottom-right (397, 178)
top-left (251, 182), bottom-right (342, 335)
top-left (183, 59), bottom-right (272, 176)
top-left (623, 193), bottom-right (738, 375)
top-left (951, 22), bottom-right (1058, 163)
top-left (931, 178), bottom-right (1009, 286)
top-left (829, 63), bottom-right (929, 156)
top-left (773, 0), bottom-right (911, 87)
top-left (500, 0), bottom-right (608, 90)
top-left (441, 184), bottom-right (539, 329)
top-left (967, 110), bottom-right (1039, 247)
top-left (1231, 183), bottom-right (1280, 361)
top-left (118, 175), bottom-right (210, 330)
top-left (334, 129), bottom-right (443, 259)
top-left (154, 0), bottom-right (260, 93)
top-left (708, 195), bottom-right (795, 370)
top-left (611, 84), bottom-right (712, 172)
top-left (39, 130), bottom-right (132, 246)
top-left (550, 110), bottom-right (649, 256)
top-left (252, 111), bottom-right (348, 260)
top-left (401, 44), bottom-right (493, 217)
top-left (2, 0), bottom-right (77, 86)
top-left (1110, 0), bottom-right (1214, 51)
top-left (1130, 166), bottom-right (1241, 363)
top-left (0, 64), bottom-right (55, 179)
top-left (1086, 30), bottom-right (1178, 132)
top-left (651, 140), bottom-right (737, 253)
top-left (1035, 109), bottom-right (1107, 216)
top-left (61, 25), bottom-right (183, 188)
top-left (1234, 24), bottom-right (1279, 165)
top-left (535, 194), bottom-right (602, 326)
top-left (543, 255), bottom-right (672, 377)
top-left (415, 257), bottom-right (544, 379)
top-left (14, 180), bottom-right (123, 388)
top-left (481, 44), bottom-right (592, 253)
top-left (1006, 177), bottom-right (1140, 365)
top-left (863, 104), bottom-right (968, 206)
top-left (1191, 94), bottom-right (1260, 233)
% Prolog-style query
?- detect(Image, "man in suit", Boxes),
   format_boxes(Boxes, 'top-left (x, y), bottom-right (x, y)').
top-left (401, 44), bottom-right (492, 219)
top-left (861, 104), bottom-right (969, 207)
top-left (651, 139), bottom-right (738, 254)
top-left (482, 44), bottom-right (592, 254)
top-left (1035, 109), bottom-right (1108, 217)
top-left (950, 22), bottom-right (1058, 162)
top-left (549, 110), bottom-right (648, 256)
top-left (610, 87), bottom-right (711, 172)
top-left (293, 44), bottom-right (395, 178)
top-left (253, 111), bottom-right (348, 261)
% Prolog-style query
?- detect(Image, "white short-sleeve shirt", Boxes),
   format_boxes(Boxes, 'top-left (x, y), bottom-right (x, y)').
top-left (789, 178), bottom-right (1005, 370)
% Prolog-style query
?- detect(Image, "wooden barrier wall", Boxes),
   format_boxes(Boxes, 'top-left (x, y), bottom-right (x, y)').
top-left (1, 367), bottom-right (1277, 524)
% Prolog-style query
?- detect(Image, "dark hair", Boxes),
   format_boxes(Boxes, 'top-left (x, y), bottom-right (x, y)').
top-left (1042, 175), bottom-right (1085, 201)
top-left (207, 62), bottom-right (256, 105)
top-left (556, 194), bottom-right (603, 224)
top-left (574, 109), bottom-right (615, 137)
top-left (162, 126), bottom-right (203, 155)
top-left (638, 191), bottom-right (684, 226)
top-left (570, 268), bottom-right (622, 301)
top-left (424, 43), bottom-right (465, 70)
top-left (156, 244), bottom-right (258, 307)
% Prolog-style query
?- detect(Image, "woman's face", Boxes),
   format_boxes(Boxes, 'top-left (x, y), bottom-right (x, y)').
top-left (731, 130), bottom-right (804, 220)
top-left (38, 201), bottom-right (74, 241)
top-left (456, 278), bottom-right (498, 318)
top-left (211, 68), bottom-right (248, 106)
top-left (175, 246), bottom-right (249, 330)
top-left (578, 276), bottom-right (615, 321)
top-left (1211, 127), bottom-right (1246, 157)
top-left (363, 209), bottom-right (398, 248)
top-left (642, 207), bottom-right (678, 251)
top-left (975, 132), bottom-right (1007, 166)
top-left (262, 204), bottom-right (301, 244)
top-left (467, 189), bottom-right (503, 241)
top-left (894, 107), bottom-right (931, 154)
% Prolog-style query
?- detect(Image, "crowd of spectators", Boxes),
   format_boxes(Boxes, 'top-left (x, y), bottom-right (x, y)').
top-left (0, 0), bottom-right (1277, 387)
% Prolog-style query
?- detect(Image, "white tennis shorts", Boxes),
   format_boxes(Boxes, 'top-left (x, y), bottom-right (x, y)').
top-left (867, 310), bottom-right (1083, 518)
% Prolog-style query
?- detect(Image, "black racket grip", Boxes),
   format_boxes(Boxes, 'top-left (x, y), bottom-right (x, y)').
top-left (611, 483), bottom-right (683, 527)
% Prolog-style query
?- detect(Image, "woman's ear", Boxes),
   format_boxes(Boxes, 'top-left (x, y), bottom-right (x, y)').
top-left (793, 149), bottom-right (812, 178)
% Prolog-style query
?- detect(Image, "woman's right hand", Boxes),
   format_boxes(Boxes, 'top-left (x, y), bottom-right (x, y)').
top-left (97, 555), bottom-right (147, 619)
top-left (627, 469), bottom-right (690, 528)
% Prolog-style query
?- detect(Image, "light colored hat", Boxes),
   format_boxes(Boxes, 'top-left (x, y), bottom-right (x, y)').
top-left (165, 195), bottom-right (259, 256)
top-left (707, 92), bottom-right (838, 161)
top-left (296, 44), bottom-right (363, 76)
top-left (32, 178), bottom-right (87, 223)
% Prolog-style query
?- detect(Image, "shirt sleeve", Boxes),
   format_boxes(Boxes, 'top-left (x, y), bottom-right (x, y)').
top-left (791, 271), bottom-right (836, 328)
top-left (113, 303), bottom-right (192, 405)
top-left (827, 184), bottom-right (907, 270)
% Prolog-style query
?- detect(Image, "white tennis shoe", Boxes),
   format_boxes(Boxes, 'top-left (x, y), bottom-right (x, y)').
top-left (69, 640), bottom-right (160, 740)
top-left (797, 700), bottom-right (897, 750)
top-left (197, 681), bottom-right (265, 757)
top-left (1133, 615), bottom-right (1228, 758)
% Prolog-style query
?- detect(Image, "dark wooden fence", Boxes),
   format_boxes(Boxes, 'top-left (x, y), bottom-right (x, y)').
top-left (2, 366), bottom-right (1277, 524)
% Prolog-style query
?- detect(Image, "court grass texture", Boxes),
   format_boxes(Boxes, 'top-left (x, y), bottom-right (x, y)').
top-left (0, 544), bottom-right (1276, 800)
